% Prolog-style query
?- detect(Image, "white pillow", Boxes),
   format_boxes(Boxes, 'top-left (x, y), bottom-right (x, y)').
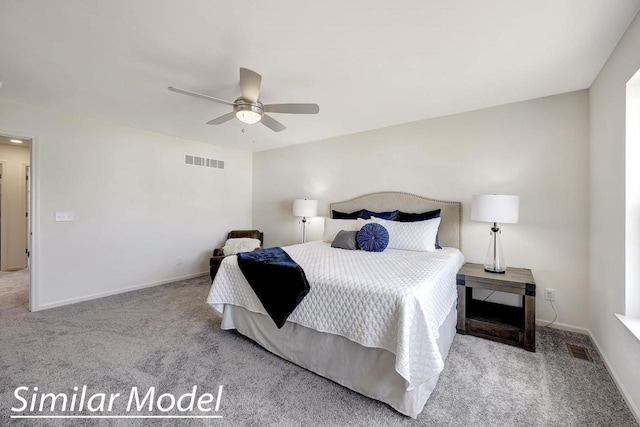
top-left (223, 238), bottom-right (262, 255)
top-left (356, 217), bottom-right (384, 228)
top-left (322, 218), bottom-right (359, 242)
top-left (374, 217), bottom-right (441, 252)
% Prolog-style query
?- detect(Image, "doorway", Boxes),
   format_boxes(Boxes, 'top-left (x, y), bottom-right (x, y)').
top-left (0, 134), bottom-right (31, 313)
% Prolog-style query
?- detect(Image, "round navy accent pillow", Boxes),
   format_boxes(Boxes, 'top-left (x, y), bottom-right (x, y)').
top-left (357, 223), bottom-right (389, 252)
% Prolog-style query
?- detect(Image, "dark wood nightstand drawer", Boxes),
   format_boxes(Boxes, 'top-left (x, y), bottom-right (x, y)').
top-left (466, 318), bottom-right (523, 345)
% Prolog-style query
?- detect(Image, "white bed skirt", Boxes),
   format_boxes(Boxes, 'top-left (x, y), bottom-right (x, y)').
top-left (219, 302), bottom-right (458, 418)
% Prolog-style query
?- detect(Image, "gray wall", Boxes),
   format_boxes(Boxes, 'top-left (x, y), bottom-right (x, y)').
top-left (0, 99), bottom-right (253, 309)
top-left (253, 90), bottom-right (590, 330)
top-left (589, 10), bottom-right (640, 418)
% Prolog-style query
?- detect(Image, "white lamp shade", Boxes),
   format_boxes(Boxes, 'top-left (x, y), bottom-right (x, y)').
top-left (471, 195), bottom-right (519, 224)
top-left (293, 199), bottom-right (318, 218)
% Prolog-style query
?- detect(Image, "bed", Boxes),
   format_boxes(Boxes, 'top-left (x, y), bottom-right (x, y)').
top-left (207, 192), bottom-right (464, 418)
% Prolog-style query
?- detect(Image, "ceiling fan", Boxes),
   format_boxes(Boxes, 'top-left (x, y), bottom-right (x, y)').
top-left (168, 68), bottom-right (319, 132)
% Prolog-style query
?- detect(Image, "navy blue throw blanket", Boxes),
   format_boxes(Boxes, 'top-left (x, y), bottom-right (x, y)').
top-left (237, 247), bottom-right (310, 329)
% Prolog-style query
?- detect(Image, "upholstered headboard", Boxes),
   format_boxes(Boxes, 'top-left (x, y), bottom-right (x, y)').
top-left (330, 191), bottom-right (462, 249)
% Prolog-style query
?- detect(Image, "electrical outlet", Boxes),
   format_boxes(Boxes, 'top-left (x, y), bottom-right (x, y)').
top-left (177, 256), bottom-right (183, 265)
top-left (544, 288), bottom-right (555, 301)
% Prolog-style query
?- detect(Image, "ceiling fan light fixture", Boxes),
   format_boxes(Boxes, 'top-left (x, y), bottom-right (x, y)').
top-left (235, 109), bottom-right (262, 124)
top-left (234, 98), bottom-right (264, 124)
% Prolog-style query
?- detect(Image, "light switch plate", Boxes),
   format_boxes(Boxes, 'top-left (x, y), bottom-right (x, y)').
top-left (55, 211), bottom-right (74, 222)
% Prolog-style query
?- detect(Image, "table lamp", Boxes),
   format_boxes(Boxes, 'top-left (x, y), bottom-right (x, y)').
top-left (471, 194), bottom-right (520, 273)
top-left (293, 199), bottom-right (318, 243)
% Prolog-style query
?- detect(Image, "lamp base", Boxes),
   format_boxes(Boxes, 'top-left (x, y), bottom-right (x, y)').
top-left (300, 217), bottom-right (308, 244)
top-left (484, 224), bottom-right (507, 274)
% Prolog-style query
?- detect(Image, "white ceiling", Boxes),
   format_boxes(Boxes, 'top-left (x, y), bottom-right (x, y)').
top-left (0, 1), bottom-right (638, 152)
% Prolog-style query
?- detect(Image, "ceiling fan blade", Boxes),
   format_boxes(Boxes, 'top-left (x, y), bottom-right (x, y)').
top-left (261, 114), bottom-right (286, 132)
top-left (168, 86), bottom-right (234, 106)
top-left (239, 68), bottom-right (262, 103)
top-left (206, 112), bottom-right (236, 125)
top-left (264, 103), bottom-right (320, 114)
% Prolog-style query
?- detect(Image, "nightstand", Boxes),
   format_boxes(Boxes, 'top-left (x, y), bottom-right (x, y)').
top-left (456, 263), bottom-right (536, 351)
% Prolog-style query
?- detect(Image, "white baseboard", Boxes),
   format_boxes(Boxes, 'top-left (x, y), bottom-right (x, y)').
top-left (34, 271), bottom-right (209, 311)
top-left (589, 331), bottom-right (640, 425)
top-left (535, 318), bottom-right (590, 335)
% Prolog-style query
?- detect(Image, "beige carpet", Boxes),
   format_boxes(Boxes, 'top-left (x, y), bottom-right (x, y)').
top-left (0, 275), bottom-right (637, 426)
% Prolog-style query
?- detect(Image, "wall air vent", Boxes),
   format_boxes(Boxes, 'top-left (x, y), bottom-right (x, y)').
top-left (566, 344), bottom-right (593, 362)
top-left (185, 155), bottom-right (224, 169)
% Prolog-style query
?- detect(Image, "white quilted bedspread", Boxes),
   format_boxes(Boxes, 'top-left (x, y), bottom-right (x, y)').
top-left (207, 241), bottom-right (465, 389)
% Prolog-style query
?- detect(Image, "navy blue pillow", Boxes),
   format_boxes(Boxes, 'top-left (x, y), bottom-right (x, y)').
top-left (362, 209), bottom-right (400, 221)
top-left (357, 223), bottom-right (389, 252)
top-left (397, 209), bottom-right (441, 222)
top-left (332, 209), bottom-right (364, 219)
top-left (398, 209), bottom-right (443, 249)
top-left (332, 209), bottom-right (399, 221)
